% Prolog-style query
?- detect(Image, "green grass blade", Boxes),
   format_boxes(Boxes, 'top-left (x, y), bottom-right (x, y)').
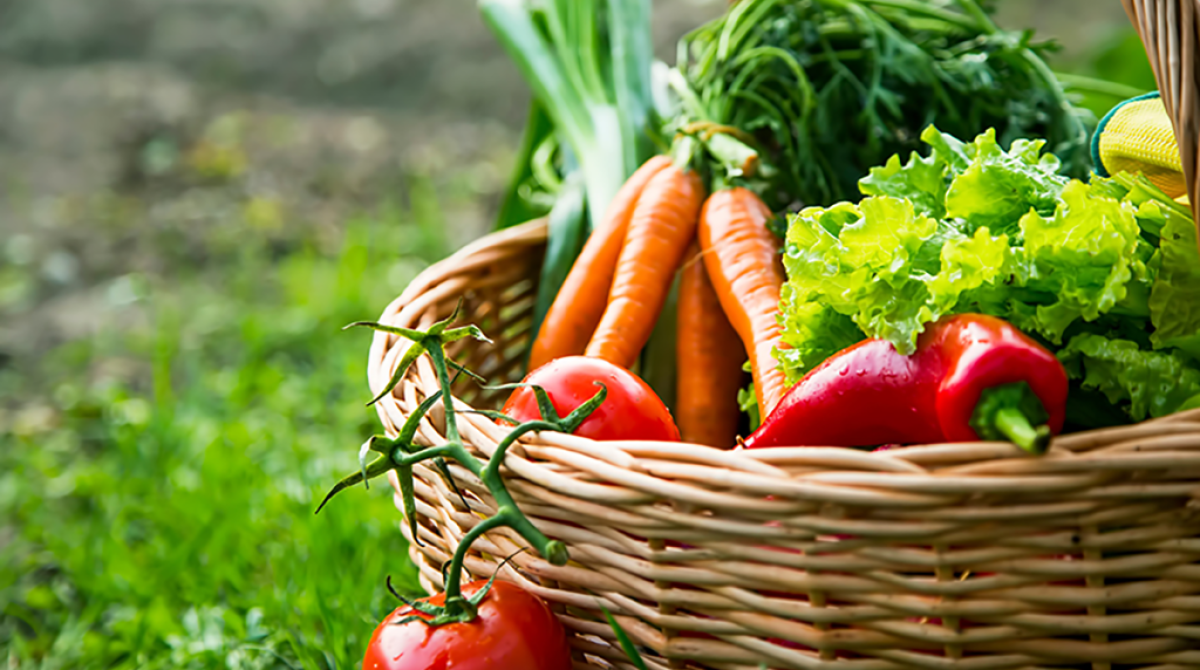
top-left (602, 608), bottom-right (648, 670)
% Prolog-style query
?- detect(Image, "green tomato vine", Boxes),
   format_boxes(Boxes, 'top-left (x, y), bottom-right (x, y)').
top-left (316, 303), bottom-right (606, 625)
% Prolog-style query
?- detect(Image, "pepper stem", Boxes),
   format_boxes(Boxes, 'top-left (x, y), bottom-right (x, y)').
top-left (992, 406), bottom-right (1052, 454)
top-left (969, 381), bottom-right (1053, 455)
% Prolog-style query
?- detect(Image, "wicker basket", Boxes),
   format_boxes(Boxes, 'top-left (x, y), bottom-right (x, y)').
top-left (364, 5), bottom-right (1200, 666)
top-left (1123, 0), bottom-right (1200, 231)
top-left (368, 217), bottom-right (1200, 670)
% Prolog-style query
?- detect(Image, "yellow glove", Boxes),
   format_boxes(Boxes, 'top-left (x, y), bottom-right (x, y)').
top-left (1092, 91), bottom-right (1190, 205)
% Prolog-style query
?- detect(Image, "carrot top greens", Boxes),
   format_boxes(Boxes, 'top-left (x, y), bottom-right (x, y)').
top-left (670, 0), bottom-right (1095, 211)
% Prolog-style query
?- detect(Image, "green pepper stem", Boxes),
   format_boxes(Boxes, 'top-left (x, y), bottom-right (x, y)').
top-left (968, 381), bottom-right (1053, 456)
top-left (992, 406), bottom-right (1052, 455)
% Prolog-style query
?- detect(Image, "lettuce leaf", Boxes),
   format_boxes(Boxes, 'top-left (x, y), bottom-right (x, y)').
top-left (775, 298), bottom-right (864, 379)
top-left (927, 227), bottom-right (1011, 311)
top-left (780, 131), bottom-right (1142, 368)
top-left (737, 383), bottom-right (760, 433)
top-left (1058, 334), bottom-right (1200, 420)
top-left (859, 147), bottom-right (949, 218)
top-left (1014, 180), bottom-right (1147, 342)
top-left (858, 126), bottom-right (1068, 230)
top-left (1145, 195), bottom-right (1200, 358)
top-left (777, 127), bottom-right (1200, 423)
top-left (782, 196), bottom-right (947, 366)
top-left (943, 130), bottom-right (1067, 237)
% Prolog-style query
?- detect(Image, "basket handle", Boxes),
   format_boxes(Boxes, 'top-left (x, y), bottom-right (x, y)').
top-left (1123, 0), bottom-right (1200, 247)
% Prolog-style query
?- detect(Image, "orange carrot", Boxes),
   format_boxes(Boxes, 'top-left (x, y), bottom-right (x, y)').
top-left (698, 187), bottom-right (788, 416)
top-left (585, 164), bottom-right (705, 368)
top-left (676, 241), bottom-right (745, 447)
top-left (529, 155), bottom-right (672, 370)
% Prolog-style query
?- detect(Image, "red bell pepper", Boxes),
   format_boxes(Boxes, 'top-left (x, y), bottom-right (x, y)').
top-left (743, 314), bottom-right (1068, 453)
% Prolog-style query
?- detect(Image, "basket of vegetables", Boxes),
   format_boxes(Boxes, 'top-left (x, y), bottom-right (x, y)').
top-left (326, 1), bottom-right (1200, 668)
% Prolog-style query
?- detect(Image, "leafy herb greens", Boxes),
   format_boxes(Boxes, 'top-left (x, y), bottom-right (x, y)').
top-left (779, 126), bottom-right (1200, 424)
top-left (672, 0), bottom-right (1095, 211)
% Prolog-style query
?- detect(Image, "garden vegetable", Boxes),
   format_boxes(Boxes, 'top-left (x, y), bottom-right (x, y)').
top-left (778, 126), bottom-right (1200, 425)
top-left (698, 187), bottom-right (788, 416)
top-left (503, 356), bottom-right (680, 442)
top-left (745, 314), bottom-right (1068, 453)
top-left (530, 155), bottom-right (672, 370)
top-left (671, 0), bottom-right (1095, 214)
top-left (479, 0), bottom-right (677, 394)
top-left (481, 0), bottom-right (657, 233)
top-left (500, 0), bottom-right (1101, 405)
top-left (363, 579), bottom-right (572, 670)
top-left (586, 163), bottom-right (705, 368)
top-left (319, 308), bottom-right (609, 658)
top-left (675, 241), bottom-right (744, 447)
top-left (1092, 91), bottom-right (1187, 200)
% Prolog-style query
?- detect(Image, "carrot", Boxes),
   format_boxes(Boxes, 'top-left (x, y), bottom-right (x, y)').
top-left (676, 241), bottom-right (745, 447)
top-left (585, 164), bottom-right (705, 368)
top-left (698, 187), bottom-right (788, 416)
top-left (528, 155), bottom-right (672, 370)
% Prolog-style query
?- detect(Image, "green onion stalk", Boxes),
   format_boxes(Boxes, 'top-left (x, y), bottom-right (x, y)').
top-left (478, 0), bottom-right (668, 389)
top-left (317, 305), bottom-right (606, 624)
top-left (482, 0), bottom-right (658, 233)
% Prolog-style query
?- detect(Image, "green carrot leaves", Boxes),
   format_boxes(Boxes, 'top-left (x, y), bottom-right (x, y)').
top-left (674, 0), bottom-right (1094, 210)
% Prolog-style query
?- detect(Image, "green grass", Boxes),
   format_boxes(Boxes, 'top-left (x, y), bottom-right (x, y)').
top-left (0, 191), bottom-right (452, 669)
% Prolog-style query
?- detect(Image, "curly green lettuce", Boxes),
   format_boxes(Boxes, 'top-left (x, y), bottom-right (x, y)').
top-left (1140, 186), bottom-right (1200, 358)
top-left (778, 126), bottom-right (1200, 424)
top-left (1059, 335), bottom-right (1200, 421)
top-left (1013, 180), bottom-right (1149, 340)
top-left (737, 384), bottom-right (760, 433)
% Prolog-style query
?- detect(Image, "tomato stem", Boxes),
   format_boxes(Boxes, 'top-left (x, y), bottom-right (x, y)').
top-left (443, 514), bottom-right (507, 608)
top-left (427, 345), bottom-right (462, 446)
top-left (323, 310), bottom-right (605, 625)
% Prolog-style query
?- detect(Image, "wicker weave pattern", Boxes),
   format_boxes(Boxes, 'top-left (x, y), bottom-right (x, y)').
top-left (367, 219), bottom-right (1200, 670)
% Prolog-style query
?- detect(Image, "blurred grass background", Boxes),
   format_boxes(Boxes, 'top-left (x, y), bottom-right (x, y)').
top-left (0, 1), bottom-right (1160, 668)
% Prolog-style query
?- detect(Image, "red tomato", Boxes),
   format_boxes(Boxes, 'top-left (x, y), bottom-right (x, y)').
top-left (502, 356), bottom-right (681, 442)
top-left (363, 579), bottom-right (571, 670)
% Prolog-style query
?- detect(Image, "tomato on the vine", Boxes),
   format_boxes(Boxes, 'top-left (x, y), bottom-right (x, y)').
top-left (363, 579), bottom-right (571, 670)
top-left (502, 356), bottom-right (681, 441)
